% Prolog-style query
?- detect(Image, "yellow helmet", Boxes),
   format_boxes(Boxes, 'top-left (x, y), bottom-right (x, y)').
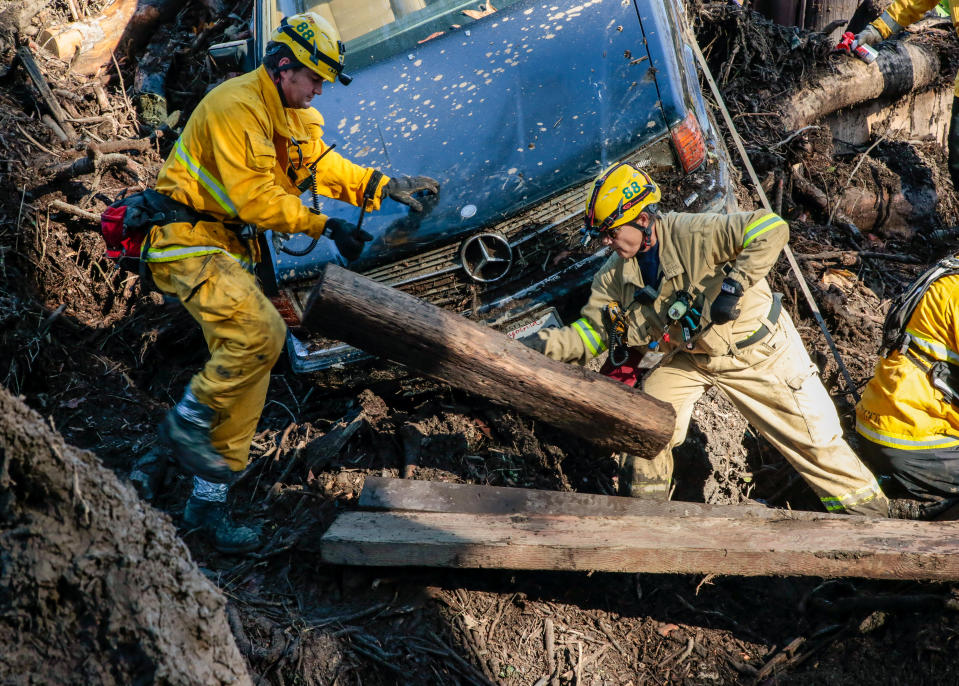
top-left (584, 163), bottom-right (661, 236)
top-left (269, 13), bottom-right (352, 85)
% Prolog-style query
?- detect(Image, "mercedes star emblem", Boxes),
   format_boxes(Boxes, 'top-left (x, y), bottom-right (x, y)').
top-left (460, 232), bottom-right (513, 283)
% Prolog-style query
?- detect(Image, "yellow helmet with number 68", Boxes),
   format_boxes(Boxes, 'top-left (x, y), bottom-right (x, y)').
top-left (268, 12), bottom-right (352, 85)
top-left (584, 163), bottom-right (661, 237)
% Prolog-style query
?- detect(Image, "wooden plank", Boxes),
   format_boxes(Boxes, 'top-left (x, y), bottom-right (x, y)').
top-left (320, 510), bottom-right (959, 580)
top-left (359, 476), bottom-right (819, 520)
top-left (302, 264), bottom-right (675, 458)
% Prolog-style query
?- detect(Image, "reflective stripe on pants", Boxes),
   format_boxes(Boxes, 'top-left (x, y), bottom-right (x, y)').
top-left (641, 311), bottom-right (887, 516)
top-left (149, 253), bottom-right (286, 471)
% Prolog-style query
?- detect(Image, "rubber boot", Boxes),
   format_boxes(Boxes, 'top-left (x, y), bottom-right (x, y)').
top-left (889, 496), bottom-right (959, 520)
top-left (617, 453), bottom-right (671, 500)
top-left (844, 492), bottom-right (890, 518)
top-left (183, 477), bottom-right (261, 554)
top-left (158, 388), bottom-right (233, 483)
top-left (129, 445), bottom-right (172, 501)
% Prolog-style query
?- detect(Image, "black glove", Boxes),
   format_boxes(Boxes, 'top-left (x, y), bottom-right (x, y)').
top-left (855, 24), bottom-right (883, 47)
top-left (384, 175), bottom-right (440, 212)
top-left (710, 278), bottom-right (743, 325)
top-left (325, 218), bottom-right (373, 262)
top-left (518, 333), bottom-right (547, 354)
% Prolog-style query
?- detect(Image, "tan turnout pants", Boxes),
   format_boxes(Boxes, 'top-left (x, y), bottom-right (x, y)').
top-left (631, 311), bottom-right (888, 516)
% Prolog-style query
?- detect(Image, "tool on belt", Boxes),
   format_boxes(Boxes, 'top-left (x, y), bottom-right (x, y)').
top-left (834, 31), bottom-right (878, 64)
top-left (667, 290), bottom-right (705, 344)
top-left (602, 301), bottom-right (631, 367)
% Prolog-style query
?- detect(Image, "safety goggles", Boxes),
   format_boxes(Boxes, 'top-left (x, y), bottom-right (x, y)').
top-left (580, 223), bottom-right (624, 244)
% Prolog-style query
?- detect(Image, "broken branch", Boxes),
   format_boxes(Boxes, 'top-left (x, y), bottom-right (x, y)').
top-left (48, 200), bottom-right (98, 221)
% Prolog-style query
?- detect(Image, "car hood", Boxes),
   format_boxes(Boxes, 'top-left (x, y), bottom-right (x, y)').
top-left (270, 0), bottom-right (670, 282)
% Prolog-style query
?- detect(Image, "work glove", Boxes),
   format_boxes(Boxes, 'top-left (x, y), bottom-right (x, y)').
top-left (518, 333), bottom-right (547, 354)
top-left (383, 175), bottom-right (441, 212)
top-left (710, 278), bottom-right (744, 325)
top-left (855, 24), bottom-right (883, 47)
top-left (325, 217), bottom-right (373, 262)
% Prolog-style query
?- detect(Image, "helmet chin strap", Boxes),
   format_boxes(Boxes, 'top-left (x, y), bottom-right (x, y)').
top-left (273, 73), bottom-right (290, 108)
top-left (639, 215), bottom-right (654, 251)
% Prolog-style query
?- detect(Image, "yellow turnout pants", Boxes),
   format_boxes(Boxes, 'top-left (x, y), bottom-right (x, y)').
top-left (636, 311), bottom-right (887, 515)
top-left (149, 252), bottom-right (286, 471)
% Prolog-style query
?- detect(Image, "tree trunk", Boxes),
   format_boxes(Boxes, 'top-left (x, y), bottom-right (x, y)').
top-left (780, 36), bottom-right (940, 131)
top-left (37, 0), bottom-right (188, 75)
top-left (302, 264), bottom-right (676, 458)
top-left (0, 388), bottom-right (252, 684)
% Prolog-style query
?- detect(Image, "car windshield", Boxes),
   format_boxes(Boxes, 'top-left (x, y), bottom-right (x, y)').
top-left (270, 0), bottom-right (525, 70)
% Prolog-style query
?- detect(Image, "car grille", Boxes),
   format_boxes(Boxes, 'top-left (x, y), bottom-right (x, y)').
top-left (358, 181), bottom-right (596, 315)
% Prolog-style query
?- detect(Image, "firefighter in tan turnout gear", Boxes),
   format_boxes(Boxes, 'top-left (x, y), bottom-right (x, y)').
top-left (521, 163), bottom-right (888, 516)
top-left (139, 12), bottom-right (439, 552)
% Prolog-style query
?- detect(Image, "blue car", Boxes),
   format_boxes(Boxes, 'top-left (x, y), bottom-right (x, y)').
top-left (219, 0), bottom-right (735, 371)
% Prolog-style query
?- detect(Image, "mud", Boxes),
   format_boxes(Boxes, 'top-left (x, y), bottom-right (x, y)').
top-left (4, 1), bottom-right (959, 684)
top-left (0, 387), bottom-right (250, 684)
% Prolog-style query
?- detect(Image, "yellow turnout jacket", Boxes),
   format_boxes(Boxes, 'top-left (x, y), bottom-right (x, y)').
top-left (857, 274), bottom-right (959, 450)
top-left (148, 65), bottom-right (389, 263)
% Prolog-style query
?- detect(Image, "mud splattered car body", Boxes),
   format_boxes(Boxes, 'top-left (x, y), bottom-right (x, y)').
top-left (248, 0), bottom-right (735, 371)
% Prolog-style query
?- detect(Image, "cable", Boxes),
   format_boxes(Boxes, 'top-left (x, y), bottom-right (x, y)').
top-left (278, 143), bottom-right (338, 257)
top-left (681, 17), bottom-right (861, 402)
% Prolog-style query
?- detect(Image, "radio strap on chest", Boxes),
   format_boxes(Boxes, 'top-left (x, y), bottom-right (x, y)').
top-left (881, 256), bottom-right (959, 357)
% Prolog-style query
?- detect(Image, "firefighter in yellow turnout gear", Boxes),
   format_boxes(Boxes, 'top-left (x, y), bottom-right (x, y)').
top-left (851, 0), bottom-right (959, 187)
top-left (522, 164), bottom-right (887, 516)
top-left (856, 258), bottom-right (959, 509)
top-left (145, 12), bottom-right (439, 552)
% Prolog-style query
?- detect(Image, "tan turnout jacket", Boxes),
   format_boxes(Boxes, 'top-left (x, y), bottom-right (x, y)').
top-left (539, 210), bottom-right (789, 363)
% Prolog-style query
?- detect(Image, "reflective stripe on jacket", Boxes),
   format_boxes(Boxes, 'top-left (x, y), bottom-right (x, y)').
top-left (150, 65), bottom-right (389, 263)
top-left (540, 210), bottom-right (789, 364)
top-left (856, 274), bottom-right (959, 450)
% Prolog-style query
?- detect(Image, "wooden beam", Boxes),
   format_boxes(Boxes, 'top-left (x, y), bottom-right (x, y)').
top-left (359, 476), bottom-right (801, 520)
top-left (302, 264), bottom-right (676, 458)
top-left (321, 509), bottom-right (959, 580)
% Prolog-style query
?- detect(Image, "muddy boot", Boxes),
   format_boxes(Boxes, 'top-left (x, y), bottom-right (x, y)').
top-left (183, 477), bottom-right (261, 554)
top-left (617, 453), bottom-right (671, 500)
top-left (158, 388), bottom-right (233, 484)
top-left (844, 492), bottom-right (890, 518)
top-left (889, 496), bottom-right (959, 520)
top-left (128, 445), bottom-right (172, 502)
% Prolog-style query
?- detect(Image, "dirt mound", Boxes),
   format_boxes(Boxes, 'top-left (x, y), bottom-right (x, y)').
top-left (0, 387), bottom-right (250, 684)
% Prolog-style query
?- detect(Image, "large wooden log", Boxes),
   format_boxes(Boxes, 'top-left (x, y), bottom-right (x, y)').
top-left (302, 264), bottom-right (675, 458)
top-left (321, 508), bottom-right (959, 580)
top-left (36, 0), bottom-right (188, 75)
top-left (780, 36), bottom-right (940, 131)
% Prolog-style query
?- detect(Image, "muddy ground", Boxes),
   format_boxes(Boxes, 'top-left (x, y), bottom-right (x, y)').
top-left (5, 1), bottom-right (959, 684)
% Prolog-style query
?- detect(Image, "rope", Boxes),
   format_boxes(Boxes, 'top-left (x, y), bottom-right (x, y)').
top-left (682, 19), bottom-right (861, 402)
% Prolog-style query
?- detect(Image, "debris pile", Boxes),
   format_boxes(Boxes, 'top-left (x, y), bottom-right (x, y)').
top-left (2, 1), bottom-right (959, 684)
